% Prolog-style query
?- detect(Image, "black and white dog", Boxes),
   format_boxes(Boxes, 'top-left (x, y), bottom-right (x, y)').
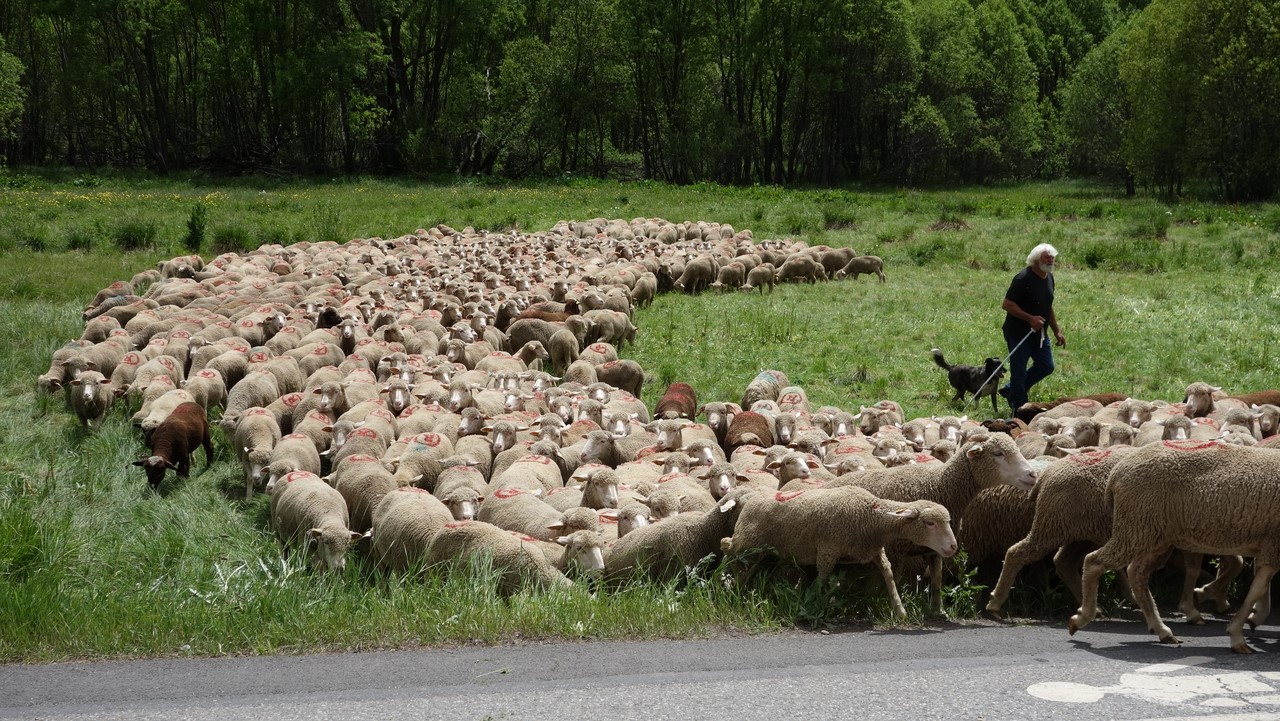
top-left (931, 348), bottom-right (1006, 413)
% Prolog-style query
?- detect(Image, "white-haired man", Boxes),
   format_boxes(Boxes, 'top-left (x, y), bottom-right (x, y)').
top-left (999, 243), bottom-right (1066, 411)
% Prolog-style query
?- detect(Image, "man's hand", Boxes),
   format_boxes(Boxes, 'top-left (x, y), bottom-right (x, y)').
top-left (1054, 330), bottom-right (1066, 348)
top-left (1028, 315), bottom-right (1046, 331)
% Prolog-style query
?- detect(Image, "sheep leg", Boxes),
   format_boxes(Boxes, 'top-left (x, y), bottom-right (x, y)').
top-left (927, 554), bottom-right (946, 618)
top-left (1052, 542), bottom-right (1089, 607)
top-left (874, 549), bottom-right (907, 619)
top-left (1247, 584), bottom-right (1271, 630)
top-left (987, 536), bottom-right (1054, 617)
top-left (1195, 554), bottom-right (1243, 613)
top-left (1178, 552), bottom-right (1207, 624)
top-left (1129, 546), bottom-right (1178, 644)
top-left (1069, 545), bottom-right (1117, 634)
top-left (1229, 561), bottom-right (1277, 654)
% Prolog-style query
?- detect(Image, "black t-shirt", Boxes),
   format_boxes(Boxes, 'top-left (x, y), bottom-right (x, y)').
top-left (1003, 266), bottom-right (1054, 335)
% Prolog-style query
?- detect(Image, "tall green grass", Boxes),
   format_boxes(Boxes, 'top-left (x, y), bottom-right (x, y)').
top-left (1, 176), bottom-right (1277, 661)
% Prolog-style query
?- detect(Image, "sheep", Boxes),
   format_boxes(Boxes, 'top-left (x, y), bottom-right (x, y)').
top-left (587, 359), bottom-right (640, 399)
top-left (673, 255), bottom-right (717, 294)
top-left (478, 486), bottom-right (571, 540)
top-left (69, 371), bottom-right (114, 429)
top-left (582, 309), bottom-right (637, 349)
top-left (655, 382), bottom-right (698, 420)
top-left (331, 454), bottom-right (398, 534)
top-left (740, 370), bottom-right (787, 413)
top-left (579, 342), bottom-right (619, 366)
top-left (1252, 403), bottom-right (1280, 438)
top-left (826, 432), bottom-right (1037, 616)
top-left (741, 263), bottom-right (776, 293)
top-left (234, 407), bottom-right (282, 500)
top-left (546, 328), bottom-right (579, 376)
top-left (709, 261), bottom-right (746, 291)
top-left (179, 368), bottom-right (227, 411)
top-left (269, 470), bottom-right (359, 573)
top-left (388, 431), bottom-right (457, 489)
top-left (605, 488), bottom-right (757, 586)
top-left (774, 255), bottom-right (827, 284)
top-left (132, 402), bottom-right (213, 489)
top-left (833, 254), bottom-right (886, 282)
top-left (369, 486), bottom-right (455, 574)
top-left (1068, 440), bottom-right (1280, 653)
top-left (264, 434), bottom-right (324, 493)
top-left (135, 388), bottom-right (198, 437)
top-left (553, 530), bottom-right (609, 580)
top-left (723, 410), bottom-right (773, 453)
top-left (722, 486), bottom-right (954, 616)
top-left (1182, 381), bottom-right (1221, 418)
top-left (219, 371), bottom-right (281, 432)
top-left (422, 520), bottom-right (574, 597)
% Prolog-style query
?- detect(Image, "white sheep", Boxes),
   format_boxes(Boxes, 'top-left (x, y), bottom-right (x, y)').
top-left (722, 486), bottom-right (955, 617)
top-left (269, 470), bottom-right (359, 573)
top-left (331, 454), bottom-right (398, 534)
top-left (825, 432), bottom-right (1037, 616)
top-left (69, 371), bottom-right (114, 429)
top-left (1069, 440), bottom-right (1280, 653)
top-left (422, 520), bottom-right (574, 597)
top-left (234, 407), bottom-right (282, 500)
top-left (369, 487), bottom-right (455, 574)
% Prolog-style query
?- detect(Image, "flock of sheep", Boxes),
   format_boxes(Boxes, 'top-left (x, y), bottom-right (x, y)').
top-left (36, 216), bottom-right (1280, 654)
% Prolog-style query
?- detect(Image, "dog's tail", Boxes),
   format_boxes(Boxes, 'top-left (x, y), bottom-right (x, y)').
top-left (930, 348), bottom-right (951, 371)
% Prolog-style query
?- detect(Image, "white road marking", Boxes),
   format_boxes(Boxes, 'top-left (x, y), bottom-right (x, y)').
top-left (1028, 656), bottom-right (1280, 709)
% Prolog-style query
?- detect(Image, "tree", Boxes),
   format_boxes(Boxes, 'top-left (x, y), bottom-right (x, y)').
top-left (0, 33), bottom-right (24, 146)
top-left (1062, 18), bottom-right (1134, 192)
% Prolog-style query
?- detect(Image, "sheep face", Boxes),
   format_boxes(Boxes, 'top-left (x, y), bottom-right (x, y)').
top-left (616, 506), bottom-right (650, 538)
top-left (557, 531), bottom-right (607, 577)
top-left (133, 455), bottom-right (175, 488)
top-left (308, 526), bottom-right (356, 573)
top-left (962, 434), bottom-right (1037, 491)
top-left (890, 504), bottom-right (957, 558)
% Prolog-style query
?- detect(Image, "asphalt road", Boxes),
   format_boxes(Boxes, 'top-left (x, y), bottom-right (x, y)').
top-left (4, 618), bottom-right (1280, 721)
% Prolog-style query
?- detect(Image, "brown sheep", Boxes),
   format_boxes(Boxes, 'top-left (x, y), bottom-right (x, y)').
top-left (132, 402), bottom-right (213, 489)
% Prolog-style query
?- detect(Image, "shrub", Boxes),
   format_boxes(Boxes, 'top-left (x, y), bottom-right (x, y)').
top-left (184, 201), bottom-right (208, 253)
top-left (66, 225), bottom-right (95, 251)
top-left (112, 218), bottom-right (157, 251)
top-left (210, 225), bottom-right (254, 254)
top-left (14, 223), bottom-right (49, 252)
top-left (821, 205), bottom-right (858, 230)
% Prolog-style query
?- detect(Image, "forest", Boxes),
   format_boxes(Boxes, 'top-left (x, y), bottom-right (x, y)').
top-left (0, 0), bottom-right (1276, 200)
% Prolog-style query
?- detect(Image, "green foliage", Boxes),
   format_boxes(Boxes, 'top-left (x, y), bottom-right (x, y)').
top-left (65, 225), bottom-right (94, 251)
top-left (0, 33), bottom-right (24, 142)
top-left (111, 218), bottom-right (158, 251)
top-left (184, 201), bottom-right (208, 253)
top-left (210, 225), bottom-right (254, 254)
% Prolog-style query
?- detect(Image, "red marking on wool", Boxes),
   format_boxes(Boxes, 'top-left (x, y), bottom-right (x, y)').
top-left (397, 487), bottom-right (431, 494)
top-left (591, 344), bottom-right (610, 353)
top-left (444, 521), bottom-right (471, 530)
top-left (1072, 399), bottom-right (1096, 408)
top-left (172, 330), bottom-right (191, 339)
top-left (489, 352), bottom-right (509, 357)
top-left (1193, 417), bottom-right (1218, 426)
top-left (239, 320), bottom-right (255, 328)
top-left (308, 411), bottom-right (331, 422)
top-left (282, 433), bottom-right (308, 440)
top-left (519, 455), bottom-right (552, 465)
top-left (246, 408), bottom-right (271, 416)
top-left (419, 433), bottom-right (442, 447)
top-left (634, 446), bottom-right (659, 459)
top-left (344, 454), bottom-right (381, 463)
top-left (1162, 440), bottom-right (1225, 452)
top-left (123, 354), bottom-right (141, 365)
top-left (601, 361), bottom-right (620, 369)
top-left (283, 471), bottom-right (312, 483)
top-left (493, 488), bottom-right (528, 499)
top-left (780, 393), bottom-right (802, 405)
top-left (915, 453), bottom-right (940, 464)
top-left (197, 370), bottom-right (217, 378)
top-left (159, 358), bottom-right (175, 369)
top-left (349, 428), bottom-right (379, 439)
top-left (250, 353), bottom-right (269, 363)
top-left (775, 490), bottom-right (805, 502)
top-left (658, 473), bottom-right (685, 483)
top-left (833, 446), bottom-right (862, 455)
top-left (313, 345), bottom-right (328, 355)
top-left (282, 394), bottom-right (301, 407)
top-left (1068, 449), bottom-right (1113, 466)
top-left (506, 531), bottom-right (539, 543)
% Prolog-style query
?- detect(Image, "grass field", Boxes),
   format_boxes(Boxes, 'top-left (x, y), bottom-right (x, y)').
top-left (1, 173), bottom-right (1277, 662)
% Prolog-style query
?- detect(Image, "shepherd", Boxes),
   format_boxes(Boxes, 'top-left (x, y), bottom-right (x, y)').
top-left (999, 243), bottom-right (1066, 412)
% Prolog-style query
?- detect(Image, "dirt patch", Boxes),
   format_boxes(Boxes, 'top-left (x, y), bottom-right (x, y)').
top-left (928, 218), bottom-right (970, 232)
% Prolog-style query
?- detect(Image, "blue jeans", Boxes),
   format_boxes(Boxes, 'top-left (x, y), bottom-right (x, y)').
top-left (1002, 327), bottom-right (1053, 410)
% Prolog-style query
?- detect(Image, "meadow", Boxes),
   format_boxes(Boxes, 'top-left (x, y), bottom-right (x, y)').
top-left (2, 172), bottom-right (1278, 662)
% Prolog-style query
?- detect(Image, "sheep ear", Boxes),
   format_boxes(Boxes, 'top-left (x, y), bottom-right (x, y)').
top-left (547, 521), bottom-right (566, 532)
top-left (350, 530), bottom-right (363, 540)
top-left (718, 498), bottom-right (737, 512)
top-left (885, 507), bottom-right (920, 519)
top-left (131, 459), bottom-right (146, 467)
top-left (958, 416), bottom-right (968, 423)
top-left (964, 443), bottom-right (985, 458)
top-left (554, 535), bottom-right (571, 546)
